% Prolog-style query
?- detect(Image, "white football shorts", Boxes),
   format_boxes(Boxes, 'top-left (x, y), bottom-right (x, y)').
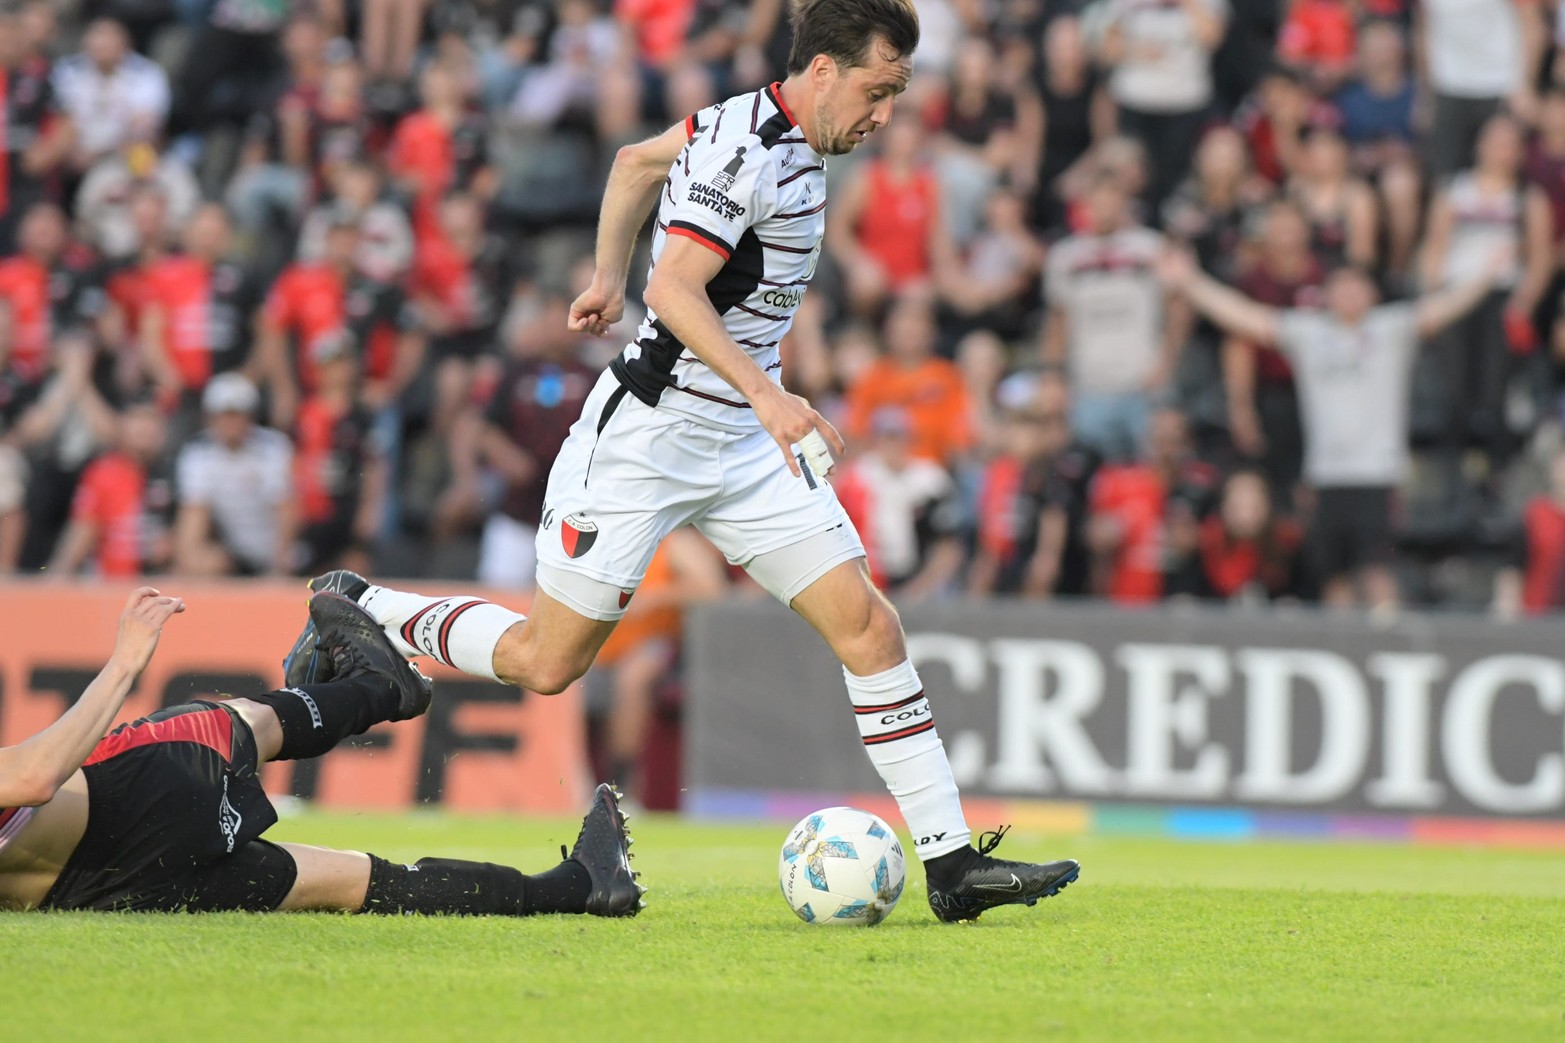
top-left (534, 371), bottom-right (865, 620)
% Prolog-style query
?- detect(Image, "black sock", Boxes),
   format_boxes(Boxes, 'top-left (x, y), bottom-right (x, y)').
top-left (248, 678), bottom-right (400, 760)
top-left (359, 855), bottom-right (592, 917)
top-left (523, 860), bottom-right (592, 915)
top-left (924, 844), bottom-right (977, 882)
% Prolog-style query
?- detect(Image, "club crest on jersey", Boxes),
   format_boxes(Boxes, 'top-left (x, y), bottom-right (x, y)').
top-left (561, 514), bottom-right (598, 558)
top-left (618, 588), bottom-right (635, 609)
top-left (711, 146), bottom-right (747, 191)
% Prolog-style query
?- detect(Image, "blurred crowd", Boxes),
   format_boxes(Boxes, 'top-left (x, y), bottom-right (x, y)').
top-left (8, 0), bottom-right (1565, 650)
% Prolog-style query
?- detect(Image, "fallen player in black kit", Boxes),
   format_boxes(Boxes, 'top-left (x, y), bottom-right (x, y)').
top-left (0, 587), bottom-right (643, 917)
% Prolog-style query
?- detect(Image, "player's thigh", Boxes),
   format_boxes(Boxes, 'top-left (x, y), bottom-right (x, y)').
top-left (696, 426), bottom-right (864, 602)
top-left (276, 843), bottom-right (371, 912)
top-left (536, 381), bottom-right (715, 609)
top-left (503, 583), bottom-right (622, 691)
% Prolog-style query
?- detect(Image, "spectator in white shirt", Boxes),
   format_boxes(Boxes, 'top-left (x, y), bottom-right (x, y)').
top-left (1089, 0), bottom-right (1228, 208)
top-left (1043, 174), bottom-right (1187, 462)
top-left (1417, 0), bottom-right (1544, 178)
top-left (173, 374), bottom-right (295, 577)
top-left (52, 18), bottom-right (170, 171)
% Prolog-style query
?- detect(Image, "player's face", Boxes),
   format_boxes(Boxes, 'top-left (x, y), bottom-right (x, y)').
top-left (817, 40), bottom-right (912, 156)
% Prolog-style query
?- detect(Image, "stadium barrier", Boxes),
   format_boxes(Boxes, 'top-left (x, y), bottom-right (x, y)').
top-left (0, 582), bottom-right (589, 813)
top-left (685, 600), bottom-right (1565, 844)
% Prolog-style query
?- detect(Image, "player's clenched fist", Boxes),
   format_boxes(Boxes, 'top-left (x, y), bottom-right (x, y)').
top-left (752, 385), bottom-right (846, 478)
top-left (567, 277), bottom-right (624, 338)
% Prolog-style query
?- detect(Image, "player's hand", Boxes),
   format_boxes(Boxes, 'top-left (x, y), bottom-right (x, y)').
top-left (568, 277), bottom-right (625, 337)
top-left (752, 385), bottom-right (846, 478)
top-left (111, 587), bottom-right (186, 676)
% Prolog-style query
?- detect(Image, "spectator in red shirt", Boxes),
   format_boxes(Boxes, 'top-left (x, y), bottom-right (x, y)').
top-left (968, 374), bottom-right (1103, 597)
top-left (102, 183), bottom-right (172, 356)
top-left (1222, 200), bottom-right (1326, 506)
top-left (0, 9), bottom-right (72, 254)
top-left (1086, 408), bottom-right (1216, 603)
top-left (140, 203), bottom-right (260, 407)
top-left (0, 202), bottom-right (107, 382)
top-left (47, 397), bottom-right (171, 577)
top-left (1496, 445), bottom-right (1565, 615)
top-left (388, 60), bottom-right (493, 245)
top-left (1277, 0), bottom-right (1356, 94)
top-left (413, 192), bottom-right (513, 434)
top-left (291, 333), bottom-right (386, 577)
top-left (1181, 467), bottom-right (1305, 601)
top-left (827, 117), bottom-right (956, 317)
top-left (256, 213), bottom-right (421, 427)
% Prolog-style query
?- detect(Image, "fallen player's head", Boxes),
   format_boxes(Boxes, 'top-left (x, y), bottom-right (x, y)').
top-left (787, 0), bottom-right (919, 156)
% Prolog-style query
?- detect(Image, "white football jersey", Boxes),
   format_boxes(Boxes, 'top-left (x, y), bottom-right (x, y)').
top-left (611, 82), bottom-right (827, 432)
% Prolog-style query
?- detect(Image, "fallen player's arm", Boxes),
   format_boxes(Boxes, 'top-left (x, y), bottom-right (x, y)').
top-left (569, 120), bottom-right (693, 336)
top-left (643, 235), bottom-right (844, 476)
top-left (0, 588), bottom-right (183, 807)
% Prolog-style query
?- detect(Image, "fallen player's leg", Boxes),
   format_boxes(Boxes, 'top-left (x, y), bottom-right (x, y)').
top-left (1, 591), bottom-right (642, 916)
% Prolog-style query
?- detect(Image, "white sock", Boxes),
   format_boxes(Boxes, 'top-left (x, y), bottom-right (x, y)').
top-left (357, 585), bottom-right (524, 683)
top-left (844, 659), bottom-right (971, 861)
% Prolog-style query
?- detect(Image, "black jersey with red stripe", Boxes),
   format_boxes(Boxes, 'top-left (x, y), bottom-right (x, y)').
top-left (611, 82), bottom-right (827, 433)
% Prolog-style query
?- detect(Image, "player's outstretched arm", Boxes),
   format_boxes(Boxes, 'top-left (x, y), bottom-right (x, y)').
top-left (1156, 246), bottom-right (1282, 346)
top-left (569, 120), bottom-right (694, 338)
top-left (0, 588), bottom-right (184, 807)
top-left (645, 236), bottom-right (845, 477)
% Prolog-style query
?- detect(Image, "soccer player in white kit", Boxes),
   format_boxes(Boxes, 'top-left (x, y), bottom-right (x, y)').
top-left (286, 0), bottom-right (1079, 921)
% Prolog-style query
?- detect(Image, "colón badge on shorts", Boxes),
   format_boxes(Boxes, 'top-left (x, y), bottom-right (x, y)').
top-left (561, 514), bottom-right (599, 558)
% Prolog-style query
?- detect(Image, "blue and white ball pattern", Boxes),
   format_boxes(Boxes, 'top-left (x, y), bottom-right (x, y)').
top-left (778, 807), bottom-right (906, 926)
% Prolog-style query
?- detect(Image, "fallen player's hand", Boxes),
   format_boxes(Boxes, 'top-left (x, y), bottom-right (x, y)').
top-left (752, 386), bottom-right (845, 479)
top-left (112, 587), bottom-right (186, 676)
top-left (568, 277), bottom-right (625, 337)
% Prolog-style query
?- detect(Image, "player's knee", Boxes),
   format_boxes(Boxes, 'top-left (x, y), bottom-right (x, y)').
top-left (520, 656), bottom-right (590, 696)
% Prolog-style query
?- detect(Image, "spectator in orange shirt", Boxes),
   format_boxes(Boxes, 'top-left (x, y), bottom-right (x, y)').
top-left (48, 397), bottom-right (172, 577)
top-left (844, 292), bottom-right (972, 467)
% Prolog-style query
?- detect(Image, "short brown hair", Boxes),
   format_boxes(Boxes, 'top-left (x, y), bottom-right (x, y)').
top-left (787, 0), bottom-right (920, 75)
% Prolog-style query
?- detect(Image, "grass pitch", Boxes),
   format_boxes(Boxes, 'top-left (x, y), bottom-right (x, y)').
top-left (4, 811), bottom-right (1564, 1042)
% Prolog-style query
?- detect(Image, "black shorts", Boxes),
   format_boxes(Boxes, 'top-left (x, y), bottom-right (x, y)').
top-left (1312, 485), bottom-right (1395, 579)
top-left (40, 702), bottom-right (297, 912)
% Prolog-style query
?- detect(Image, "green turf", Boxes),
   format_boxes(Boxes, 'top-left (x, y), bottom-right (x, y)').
top-left (4, 811), bottom-right (1564, 1042)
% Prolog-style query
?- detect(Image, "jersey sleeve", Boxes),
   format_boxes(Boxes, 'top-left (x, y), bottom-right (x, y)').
top-left (682, 102), bottom-right (723, 141)
top-left (665, 135), bottom-right (778, 261)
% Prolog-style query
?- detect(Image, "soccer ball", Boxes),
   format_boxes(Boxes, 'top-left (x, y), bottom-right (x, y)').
top-left (778, 806), bottom-right (906, 926)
